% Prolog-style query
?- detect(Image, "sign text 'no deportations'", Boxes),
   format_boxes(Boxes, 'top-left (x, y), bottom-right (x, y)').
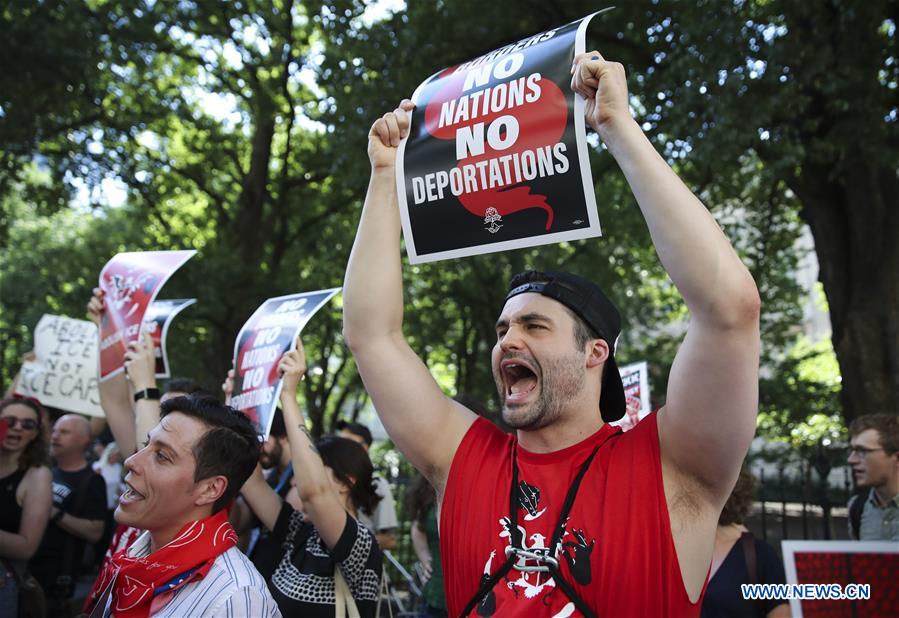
top-left (396, 10), bottom-right (611, 263)
top-left (98, 250), bottom-right (196, 380)
top-left (16, 314), bottom-right (103, 417)
top-left (231, 289), bottom-right (340, 438)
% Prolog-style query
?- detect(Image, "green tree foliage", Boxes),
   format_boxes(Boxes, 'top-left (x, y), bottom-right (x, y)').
top-left (2, 0), bottom-right (887, 443)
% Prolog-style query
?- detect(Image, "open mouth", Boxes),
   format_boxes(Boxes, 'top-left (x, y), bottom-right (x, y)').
top-left (501, 359), bottom-right (539, 404)
top-left (120, 481), bottom-right (146, 505)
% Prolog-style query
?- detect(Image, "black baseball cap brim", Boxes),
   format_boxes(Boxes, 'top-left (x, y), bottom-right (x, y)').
top-left (505, 271), bottom-right (626, 423)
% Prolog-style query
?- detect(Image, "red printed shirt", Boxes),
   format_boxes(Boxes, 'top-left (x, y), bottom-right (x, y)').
top-left (440, 412), bottom-right (703, 617)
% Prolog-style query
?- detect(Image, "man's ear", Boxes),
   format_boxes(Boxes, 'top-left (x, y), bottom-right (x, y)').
top-left (586, 338), bottom-right (610, 370)
top-left (195, 475), bottom-right (228, 507)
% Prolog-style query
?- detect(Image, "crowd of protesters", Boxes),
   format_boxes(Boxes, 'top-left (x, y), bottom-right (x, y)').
top-left (2, 53), bottom-right (897, 618)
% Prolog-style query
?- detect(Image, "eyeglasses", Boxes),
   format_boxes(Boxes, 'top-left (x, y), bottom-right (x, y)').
top-left (847, 446), bottom-right (886, 457)
top-left (1, 416), bottom-right (39, 431)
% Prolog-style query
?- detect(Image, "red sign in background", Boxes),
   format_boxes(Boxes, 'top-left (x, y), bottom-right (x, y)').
top-left (793, 551), bottom-right (898, 617)
top-left (98, 251), bottom-right (195, 379)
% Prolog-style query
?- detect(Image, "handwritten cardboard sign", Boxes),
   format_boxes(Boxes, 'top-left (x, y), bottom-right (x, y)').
top-left (16, 314), bottom-right (102, 417)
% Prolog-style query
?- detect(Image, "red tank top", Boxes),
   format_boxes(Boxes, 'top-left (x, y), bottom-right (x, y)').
top-left (440, 412), bottom-right (703, 617)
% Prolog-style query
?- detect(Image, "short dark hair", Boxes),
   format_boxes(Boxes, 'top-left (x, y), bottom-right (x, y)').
top-left (1, 397), bottom-right (49, 470)
top-left (335, 420), bottom-right (373, 447)
top-left (164, 377), bottom-right (203, 395)
top-left (719, 466), bottom-right (757, 526)
top-left (160, 394), bottom-right (261, 513)
top-left (849, 414), bottom-right (898, 454)
top-left (316, 436), bottom-right (382, 516)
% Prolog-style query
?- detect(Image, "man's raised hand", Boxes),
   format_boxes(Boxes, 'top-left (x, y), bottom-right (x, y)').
top-left (124, 332), bottom-right (157, 391)
top-left (570, 51), bottom-right (632, 136)
top-left (368, 99), bottom-right (415, 169)
top-left (277, 338), bottom-right (307, 396)
top-left (86, 288), bottom-right (105, 326)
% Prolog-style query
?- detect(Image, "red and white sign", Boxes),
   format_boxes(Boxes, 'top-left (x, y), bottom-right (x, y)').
top-left (782, 540), bottom-right (898, 617)
top-left (231, 289), bottom-right (339, 437)
top-left (98, 250), bottom-right (196, 380)
top-left (611, 361), bottom-right (652, 432)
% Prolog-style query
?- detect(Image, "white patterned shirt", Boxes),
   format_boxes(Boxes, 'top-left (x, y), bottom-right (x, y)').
top-left (102, 531), bottom-right (281, 617)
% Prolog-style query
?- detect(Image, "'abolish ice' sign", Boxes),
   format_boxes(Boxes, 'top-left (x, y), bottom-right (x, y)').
top-left (231, 289), bottom-right (339, 438)
top-left (396, 10), bottom-right (611, 263)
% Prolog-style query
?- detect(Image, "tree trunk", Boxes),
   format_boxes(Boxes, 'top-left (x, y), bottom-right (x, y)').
top-left (789, 161), bottom-right (899, 423)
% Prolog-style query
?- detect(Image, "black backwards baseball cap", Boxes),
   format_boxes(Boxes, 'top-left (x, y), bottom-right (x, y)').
top-left (504, 271), bottom-right (625, 423)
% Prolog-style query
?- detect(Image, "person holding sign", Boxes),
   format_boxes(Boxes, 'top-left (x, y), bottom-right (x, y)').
top-left (343, 52), bottom-right (760, 616)
top-left (239, 341), bottom-right (384, 617)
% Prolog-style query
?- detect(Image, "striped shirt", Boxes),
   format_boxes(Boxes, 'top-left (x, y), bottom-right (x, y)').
top-left (102, 531), bottom-right (281, 617)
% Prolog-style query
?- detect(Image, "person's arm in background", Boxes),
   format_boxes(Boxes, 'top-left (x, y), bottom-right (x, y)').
top-left (343, 101), bottom-right (477, 492)
top-left (571, 53), bottom-right (760, 600)
top-left (52, 507), bottom-right (105, 544)
top-left (410, 520), bottom-right (433, 583)
top-left (239, 464), bottom-right (283, 533)
top-left (0, 466), bottom-right (52, 560)
top-left (279, 341), bottom-right (350, 548)
top-left (123, 332), bottom-right (161, 448)
top-left (88, 289), bottom-right (138, 456)
top-left (54, 472), bottom-right (107, 544)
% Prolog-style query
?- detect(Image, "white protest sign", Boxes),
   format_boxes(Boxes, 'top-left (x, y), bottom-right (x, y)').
top-left (15, 314), bottom-right (103, 417)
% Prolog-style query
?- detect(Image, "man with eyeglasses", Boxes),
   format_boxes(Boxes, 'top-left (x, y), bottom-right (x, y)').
top-left (846, 414), bottom-right (899, 541)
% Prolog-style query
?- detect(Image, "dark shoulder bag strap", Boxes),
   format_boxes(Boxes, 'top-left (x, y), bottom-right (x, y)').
top-left (741, 531), bottom-right (757, 585)
top-left (849, 494), bottom-right (865, 540)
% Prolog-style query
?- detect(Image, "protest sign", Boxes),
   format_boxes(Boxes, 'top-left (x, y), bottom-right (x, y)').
top-left (231, 289), bottom-right (340, 437)
top-left (143, 298), bottom-right (197, 378)
top-left (396, 10), bottom-right (612, 263)
top-left (782, 540), bottom-right (897, 617)
top-left (610, 361), bottom-right (652, 431)
top-left (15, 314), bottom-right (103, 417)
top-left (98, 250), bottom-right (196, 380)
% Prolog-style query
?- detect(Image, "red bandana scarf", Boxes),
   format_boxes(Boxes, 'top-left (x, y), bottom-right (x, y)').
top-left (84, 509), bottom-right (237, 618)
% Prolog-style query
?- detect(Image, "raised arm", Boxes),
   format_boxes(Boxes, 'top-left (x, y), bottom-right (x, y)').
top-left (573, 53), bottom-right (760, 500)
top-left (89, 289), bottom-right (137, 456)
top-left (573, 53), bottom-right (760, 595)
top-left (342, 101), bottom-right (476, 490)
top-left (278, 341), bottom-right (349, 549)
top-left (239, 464), bottom-right (283, 533)
top-left (123, 332), bottom-right (162, 450)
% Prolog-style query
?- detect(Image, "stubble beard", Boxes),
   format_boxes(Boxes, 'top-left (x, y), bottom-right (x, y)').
top-left (496, 351), bottom-right (586, 431)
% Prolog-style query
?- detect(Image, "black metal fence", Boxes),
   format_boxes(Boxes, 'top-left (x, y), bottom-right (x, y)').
top-left (748, 457), bottom-right (857, 554)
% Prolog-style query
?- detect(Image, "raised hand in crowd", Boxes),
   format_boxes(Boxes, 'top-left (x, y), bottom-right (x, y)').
top-left (240, 338), bottom-right (384, 615)
top-left (87, 288), bottom-right (162, 457)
